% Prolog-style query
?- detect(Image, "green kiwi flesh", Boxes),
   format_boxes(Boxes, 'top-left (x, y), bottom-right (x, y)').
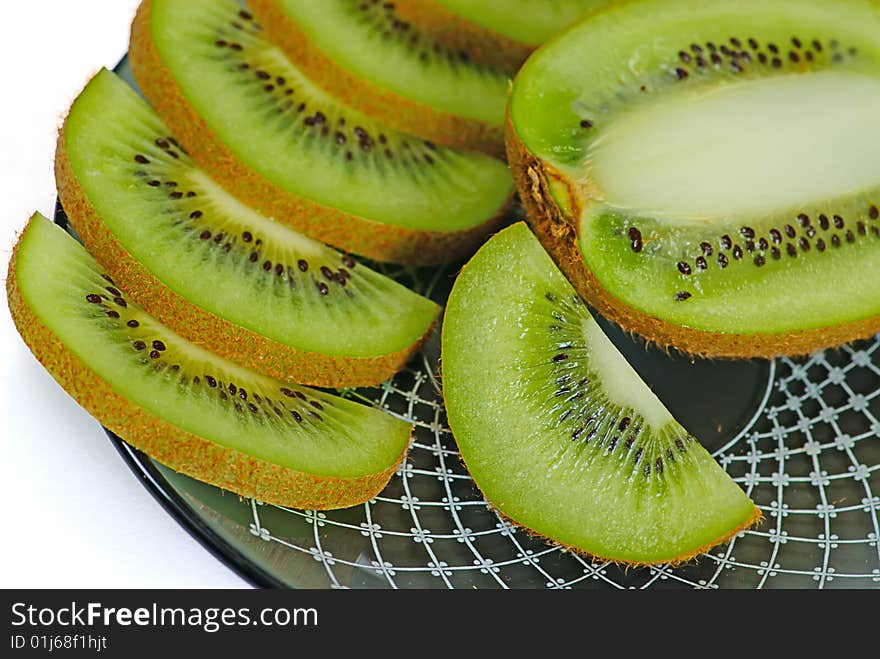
top-left (441, 222), bottom-right (760, 565)
top-left (258, 0), bottom-right (509, 127)
top-left (59, 68), bottom-right (440, 386)
top-left (7, 213), bottom-right (411, 509)
top-left (432, 0), bottom-right (603, 48)
top-left (508, 0), bottom-right (880, 357)
top-left (132, 0), bottom-right (514, 261)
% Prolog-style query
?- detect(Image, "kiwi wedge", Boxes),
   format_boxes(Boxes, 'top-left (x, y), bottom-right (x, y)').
top-left (129, 0), bottom-right (514, 265)
top-left (508, 0), bottom-right (880, 358)
top-left (394, 0), bottom-right (607, 73)
top-left (57, 68), bottom-right (440, 388)
top-left (248, 0), bottom-right (510, 156)
top-left (7, 213), bottom-right (412, 509)
top-left (442, 222), bottom-right (760, 565)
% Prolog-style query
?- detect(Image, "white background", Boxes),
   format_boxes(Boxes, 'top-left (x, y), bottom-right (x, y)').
top-left (0, 2), bottom-right (248, 588)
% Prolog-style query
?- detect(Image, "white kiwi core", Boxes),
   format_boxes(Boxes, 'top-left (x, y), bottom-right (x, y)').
top-left (583, 319), bottom-right (674, 429)
top-left (587, 71), bottom-right (880, 222)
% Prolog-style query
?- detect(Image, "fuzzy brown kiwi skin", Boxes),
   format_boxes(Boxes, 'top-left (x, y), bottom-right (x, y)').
top-left (247, 0), bottom-right (507, 159)
top-left (128, 0), bottom-right (512, 266)
top-left (439, 253), bottom-right (762, 566)
top-left (392, 0), bottom-right (533, 74)
top-left (6, 226), bottom-right (409, 510)
top-left (506, 114), bottom-right (880, 360)
top-left (55, 127), bottom-right (437, 389)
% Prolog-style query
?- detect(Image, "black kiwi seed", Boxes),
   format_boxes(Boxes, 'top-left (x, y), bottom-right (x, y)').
top-left (785, 224), bottom-right (797, 238)
top-left (695, 256), bottom-right (707, 270)
top-left (628, 227), bottom-right (643, 252)
top-left (740, 226), bottom-right (755, 239)
top-left (732, 245), bottom-right (743, 260)
top-left (870, 205), bottom-right (879, 220)
top-left (674, 291), bottom-right (692, 301)
top-left (769, 229), bottom-right (782, 243)
top-left (800, 237), bottom-right (811, 252)
top-left (127, 319), bottom-right (139, 328)
top-left (718, 253), bottom-right (729, 268)
top-left (846, 230), bottom-right (856, 243)
top-left (720, 234), bottom-right (732, 250)
top-left (858, 221), bottom-right (868, 236)
top-left (133, 340), bottom-right (146, 351)
top-left (754, 254), bottom-right (766, 267)
top-left (675, 68), bottom-right (689, 80)
top-left (831, 234), bottom-right (841, 248)
top-left (816, 238), bottom-right (826, 252)
top-left (771, 247), bottom-right (781, 260)
top-left (797, 213), bottom-right (810, 227)
top-left (298, 259), bottom-right (309, 272)
top-left (552, 353), bottom-right (568, 362)
top-left (700, 241), bottom-right (713, 256)
top-left (579, 119), bottom-right (594, 129)
top-left (152, 340), bottom-right (166, 351)
top-left (818, 215), bottom-right (830, 230)
top-left (758, 237), bottom-right (769, 251)
top-left (317, 282), bottom-right (329, 295)
top-left (205, 375), bottom-right (217, 388)
top-left (787, 243), bottom-right (798, 257)
top-left (677, 261), bottom-right (692, 275)
top-left (806, 226), bottom-right (817, 238)
top-left (86, 294), bottom-right (102, 303)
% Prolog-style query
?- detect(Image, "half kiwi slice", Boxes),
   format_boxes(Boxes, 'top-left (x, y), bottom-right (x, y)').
top-left (248, 0), bottom-right (510, 156)
top-left (508, 0), bottom-right (880, 358)
top-left (129, 0), bottom-right (514, 265)
top-left (442, 222), bottom-right (760, 565)
top-left (394, 0), bottom-right (607, 73)
top-left (58, 68), bottom-right (440, 388)
top-left (7, 213), bottom-right (412, 509)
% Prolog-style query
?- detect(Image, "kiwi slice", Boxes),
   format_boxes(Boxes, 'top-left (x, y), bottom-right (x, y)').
top-left (57, 68), bottom-right (440, 388)
top-left (441, 222), bottom-right (760, 565)
top-left (394, 0), bottom-right (608, 73)
top-left (508, 0), bottom-right (880, 358)
top-left (7, 213), bottom-right (412, 509)
top-left (248, 0), bottom-right (510, 156)
top-left (129, 0), bottom-right (514, 265)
